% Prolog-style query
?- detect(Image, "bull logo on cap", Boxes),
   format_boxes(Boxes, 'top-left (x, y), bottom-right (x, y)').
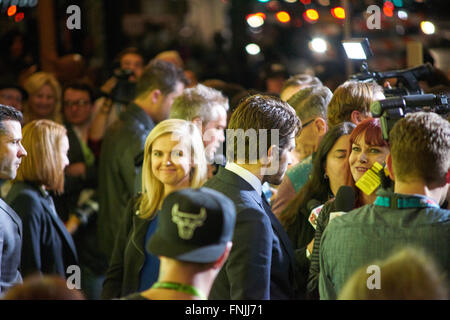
top-left (171, 203), bottom-right (207, 240)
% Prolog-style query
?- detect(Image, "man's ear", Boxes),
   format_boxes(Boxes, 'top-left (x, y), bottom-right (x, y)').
top-left (386, 153), bottom-right (395, 181)
top-left (314, 117), bottom-right (328, 137)
top-left (265, 144), bottom-right (280, 166)
top-left (351, 110), bottom-right (365, 125)
top-left (150, 88), bottom-right (162, 104)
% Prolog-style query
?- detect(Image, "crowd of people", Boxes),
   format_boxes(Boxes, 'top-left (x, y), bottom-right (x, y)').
top-left (0, 45), bottom-right (448, 301)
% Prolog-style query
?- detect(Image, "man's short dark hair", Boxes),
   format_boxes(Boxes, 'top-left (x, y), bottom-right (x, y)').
top-left (62, 81), bottom-right (95, 102)
top-left (0, 104), bottom-right (23, 134)
top-left (227, 95), bottom-right (300, 162)
top-left (389, 112), bottom-right (450, 185)
top-left (136, 60), bottom-right (189, 97)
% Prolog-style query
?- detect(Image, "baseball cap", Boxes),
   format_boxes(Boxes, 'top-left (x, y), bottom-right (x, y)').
top-left (147, 187), bottom-right (236, 263)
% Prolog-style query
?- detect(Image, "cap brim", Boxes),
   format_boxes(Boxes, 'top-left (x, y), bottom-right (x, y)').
top-left (147, 232), bottom-right (227, 264)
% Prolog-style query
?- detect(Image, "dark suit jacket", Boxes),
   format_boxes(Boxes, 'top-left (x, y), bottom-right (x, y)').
top-left (204, 167), bottom-right (298, 300)
top-left (0, 197), bottom-right (22, 294)
top-left (5, 181), bottom-right (78, 278)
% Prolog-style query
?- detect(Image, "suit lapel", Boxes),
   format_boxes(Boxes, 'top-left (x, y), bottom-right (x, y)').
top-left (0, 198), bottom-right (22, 237)
top-left (216, 167), bottom-right (263, 206)
top-left (260, 191), bottom-right (297, 277)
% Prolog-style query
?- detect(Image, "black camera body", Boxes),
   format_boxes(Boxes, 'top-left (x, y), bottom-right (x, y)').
top-left (371, 93), bottom-right (449, 141)
top-left (350, 62), bottom-right (433, 97)
top-left (109, 69), bottom-right (137, 104)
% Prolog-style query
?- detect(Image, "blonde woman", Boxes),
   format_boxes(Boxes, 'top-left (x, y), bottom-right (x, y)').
top-left (102, 119), bottom-right (208, 299)
top-left (5, 120), bottom-right (78, 278)
top-left (23, 72), bottom-right (62, 124)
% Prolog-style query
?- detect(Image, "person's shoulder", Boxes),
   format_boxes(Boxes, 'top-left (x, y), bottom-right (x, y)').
top-left (6, 182), bottom-right (40, 202)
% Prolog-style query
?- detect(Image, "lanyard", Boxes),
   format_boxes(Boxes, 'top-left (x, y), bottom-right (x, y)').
top-left (375, 195), bottom-right (440, 209)
top-left (151, 281), bottom-right (207, 300)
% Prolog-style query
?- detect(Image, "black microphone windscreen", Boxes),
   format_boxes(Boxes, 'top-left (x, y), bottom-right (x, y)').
top-left (334, 186), bottom-right (355, 212)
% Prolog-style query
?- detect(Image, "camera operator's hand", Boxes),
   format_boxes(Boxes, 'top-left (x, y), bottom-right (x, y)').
top-left (65, 162), bottom-right (87, 179)
top-left (101, 76), bottom-right (118, 95)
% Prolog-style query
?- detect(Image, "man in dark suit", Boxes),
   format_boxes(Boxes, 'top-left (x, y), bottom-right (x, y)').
top-left (204, 95), bottom-right (302, 299)
top-left (0, 104), bottom-right (27, 295)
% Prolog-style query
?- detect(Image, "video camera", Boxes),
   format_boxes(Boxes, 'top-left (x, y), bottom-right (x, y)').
top-left (371, 94), bottom-right (449, 140)
top-left (342, 38), bottom-right (449, 140)
top-left (109, 69), bottom-right (137, 104)
top-left (342, 38), bottom-right (432, 96)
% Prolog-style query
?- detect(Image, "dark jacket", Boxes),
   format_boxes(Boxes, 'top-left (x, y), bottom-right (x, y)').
top-left (204, 167), bottom-right (298, 300)
top-left (5, 181), bottom-right (78, 278)
top-left (285, 205), bottom-right (315, 299)
top-left (98, 103), bottom-right (155, 259)
top-left (0, 197), bottom-right (22, 294)
top-left (307, 199), bottom-right (336, 300)
top-left (101, 195), bottom-right (153, 299)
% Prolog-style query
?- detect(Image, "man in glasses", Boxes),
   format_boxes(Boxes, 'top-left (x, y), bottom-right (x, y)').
top-left (272, 85), bottom-right (332, 216)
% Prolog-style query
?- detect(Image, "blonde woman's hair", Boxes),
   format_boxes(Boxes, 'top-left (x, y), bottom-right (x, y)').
top-left (23, 72), bottom-right (62, 124)
top-left (16, 120), bottom-right (67, 193)
top-left (139, 119), bottom-right (208, 219)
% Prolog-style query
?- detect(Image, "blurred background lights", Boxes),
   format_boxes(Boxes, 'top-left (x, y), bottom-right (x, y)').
top-left (310, 38), bottom-right (327, 53)
top-left (247, 14), bottom-right (265, 28)
top-left (383, 1), bottom-right (394, 17)
top-left (15, 12), bottom-right (24, 22)
top-left (7, 5), bottom-right (17, 16)
top-left (304, 9), bottom-right (319, 22)
top-left (397, 10), bottom-right (408, 20)
top-left (284, 0), bottom-right (297, 3)
top-left (245, 43), bottom-right (261, 55)
top-left (420, 21), bottom-right (435, 34)
top-left (331, 7), bottom-right (346, 19)
top-left (276, 11), bottom-right (291, 23)
top-left (318, 0), bottom-right (330, 5)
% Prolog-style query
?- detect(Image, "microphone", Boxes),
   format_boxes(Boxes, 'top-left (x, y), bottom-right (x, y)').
top-left (306, 199), bottom-right (323, 230)
top-left (334, 186), bottom-right (356, 212)
top-left (330, 186), bottom-right (355, 222)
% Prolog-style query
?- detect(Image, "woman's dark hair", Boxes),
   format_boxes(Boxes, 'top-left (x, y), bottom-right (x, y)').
top-left (279, 122), bottom-right (356, 229)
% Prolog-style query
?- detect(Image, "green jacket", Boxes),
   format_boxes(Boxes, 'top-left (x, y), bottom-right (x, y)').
top-left (319, 191), bottom-right (449, 299)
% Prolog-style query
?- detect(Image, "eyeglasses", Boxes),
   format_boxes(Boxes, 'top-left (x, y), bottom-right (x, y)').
top-left (301, 119), bottom-right (315, 129)
top-left (64, 100), bottom-right (91, 108)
